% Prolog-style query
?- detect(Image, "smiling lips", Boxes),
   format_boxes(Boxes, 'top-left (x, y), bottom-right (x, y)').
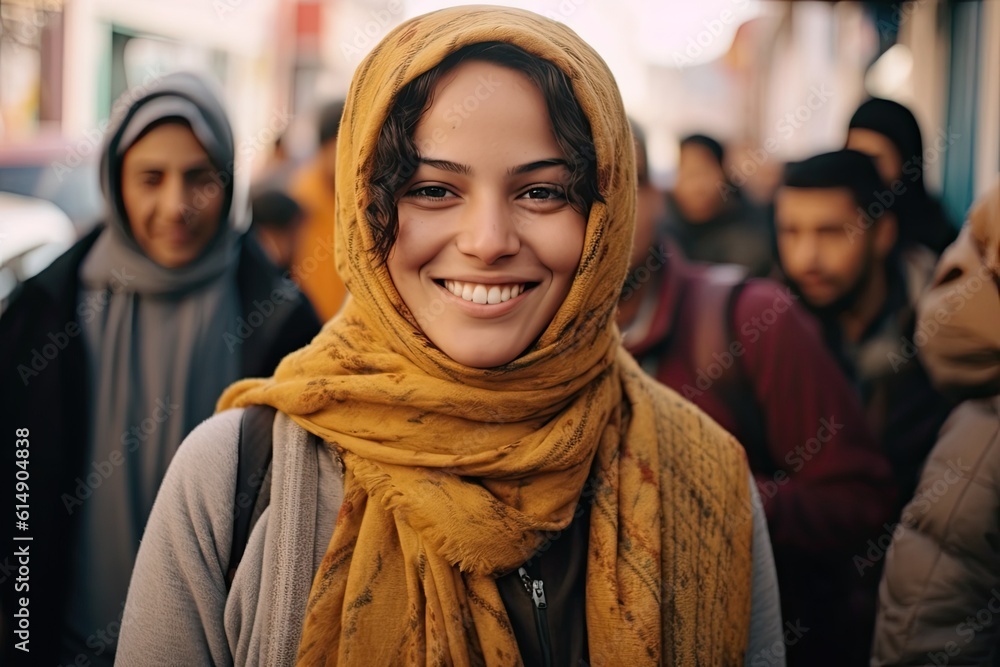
top-left (442, 279), bottom-right (531, 304)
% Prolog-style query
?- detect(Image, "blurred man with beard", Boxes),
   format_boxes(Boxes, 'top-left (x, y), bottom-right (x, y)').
top-left (622, 126), bottom-right (895, 666)
top-left (775, 150), bottom-right (953, 518)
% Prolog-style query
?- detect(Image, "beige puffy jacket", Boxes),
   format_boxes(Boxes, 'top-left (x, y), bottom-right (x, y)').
top-left (872, 182), bottom-right (1000, 666)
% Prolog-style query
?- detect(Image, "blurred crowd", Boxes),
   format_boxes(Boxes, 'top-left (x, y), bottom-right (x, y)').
top-left (1, 46), bottom-right (998, 667)
top-left (623, 100), bottom-right (996, 665)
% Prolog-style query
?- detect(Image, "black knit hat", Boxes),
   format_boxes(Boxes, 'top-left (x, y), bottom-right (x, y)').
top-left (847, 97), bottom-right (925, 197)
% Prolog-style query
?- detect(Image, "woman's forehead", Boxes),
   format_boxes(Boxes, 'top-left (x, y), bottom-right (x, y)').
top-left (412, 61), bottom-right (563, 160)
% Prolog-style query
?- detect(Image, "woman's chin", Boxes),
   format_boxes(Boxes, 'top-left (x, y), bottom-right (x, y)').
top-left (434, 339), bottom-right (529, 370)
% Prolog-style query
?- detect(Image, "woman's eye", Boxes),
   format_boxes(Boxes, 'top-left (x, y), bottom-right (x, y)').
top-left (520, 186), bottom-right (566, 201)
top-left (408, 186), bottom-right (451, 199)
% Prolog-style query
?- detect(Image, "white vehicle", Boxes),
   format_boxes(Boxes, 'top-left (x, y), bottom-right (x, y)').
top-left (0, 192), bottom-right (78, 313)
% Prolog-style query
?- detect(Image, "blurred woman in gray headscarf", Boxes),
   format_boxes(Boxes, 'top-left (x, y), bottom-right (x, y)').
top-left (0, 72), bottom-right (319, 666)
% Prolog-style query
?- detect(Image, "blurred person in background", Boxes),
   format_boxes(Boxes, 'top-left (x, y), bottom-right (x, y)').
top-left (0, 72), bottom-right (320, 667)
top-left (621, 121), bottom-right (895, 667)
top-left (250, 131), bottom-right (301, 196)
top-left (663, 133), bottom-right (775, 277)
top-left (846, 97), bottom-right (957, 256)
top-left (775, 149), bottom-right (954, 524)
top-left (251, 189), bottom-right (305, 272)
top-left (289, 99), bottom-right (348, 321)
top-left (871, 180), bottom-right (1000, 667)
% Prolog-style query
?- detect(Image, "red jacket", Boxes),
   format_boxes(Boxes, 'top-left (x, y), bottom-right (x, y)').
top-left (623, 249), bottom-right (896, 665)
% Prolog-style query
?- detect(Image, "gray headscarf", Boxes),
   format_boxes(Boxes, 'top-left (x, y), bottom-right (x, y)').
top-left (62, 72), bottom-right (245, 663)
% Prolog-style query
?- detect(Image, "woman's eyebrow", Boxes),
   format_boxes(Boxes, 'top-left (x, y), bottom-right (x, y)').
top-left (508, 158), bottom-right (568, 176)
top-left (419, 158), bottom-right (471, 175)
top-left (417, 157), bottom-right (569, 177)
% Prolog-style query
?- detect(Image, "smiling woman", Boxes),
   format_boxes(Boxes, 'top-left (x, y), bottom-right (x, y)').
top-left (120, 122), bottom-right (226, 268)
top-left (116, 7), bottom-right (783, 667)
top-left (0, 72), bottom-right (321, 667)
top-left (387, 54), bottom-right (587, 368)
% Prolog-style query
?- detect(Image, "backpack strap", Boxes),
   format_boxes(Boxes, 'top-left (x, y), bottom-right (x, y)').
top-left (691, 265), bottom-right (776, 477)
top-left (227, 404), bottom-right (277, 589)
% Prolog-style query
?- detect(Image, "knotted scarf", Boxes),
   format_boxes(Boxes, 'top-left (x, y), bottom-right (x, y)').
top-left (219, 6), bottom-right (753, 665)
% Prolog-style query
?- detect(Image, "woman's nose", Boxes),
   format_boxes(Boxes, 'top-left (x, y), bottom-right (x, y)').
top-left (455, 197), bottom-right (521, 264)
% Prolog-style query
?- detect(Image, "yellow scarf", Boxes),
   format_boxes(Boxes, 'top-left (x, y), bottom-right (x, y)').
top-left (219, 6), bottom-right (753, 665)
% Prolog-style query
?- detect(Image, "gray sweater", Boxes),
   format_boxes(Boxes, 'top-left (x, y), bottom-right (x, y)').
top-left (116, 408), bottom-right (785, 666)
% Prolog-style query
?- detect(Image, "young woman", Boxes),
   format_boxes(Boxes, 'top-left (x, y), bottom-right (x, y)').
top-left (117, 7), bottom-right (782, 666)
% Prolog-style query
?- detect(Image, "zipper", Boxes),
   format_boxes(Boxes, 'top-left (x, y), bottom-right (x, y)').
top-left (518, 566), bottom-right (552, 667)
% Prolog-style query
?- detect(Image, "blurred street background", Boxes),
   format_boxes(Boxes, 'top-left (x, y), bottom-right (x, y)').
top-left (0, 0), bottom-right (997, 302)
top-left (1, 4), bottom-right (999, 665)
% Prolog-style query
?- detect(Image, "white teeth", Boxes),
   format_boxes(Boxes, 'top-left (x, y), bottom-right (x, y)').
top-left (442, 280), bottom-right (528, 304)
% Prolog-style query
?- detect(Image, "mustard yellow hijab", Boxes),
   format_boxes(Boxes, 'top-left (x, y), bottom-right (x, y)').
top-left (219, 6), bottom-right (753, 665)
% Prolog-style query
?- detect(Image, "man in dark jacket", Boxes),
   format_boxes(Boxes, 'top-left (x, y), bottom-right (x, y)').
top-left (774, 151), bottom-right (955, 663)
top-left (621, 123), bottom-right (896, 666)
top-left (0, 72), bottom-right (319, 667)
top-left (775, 150), bottom-right (953, 510)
